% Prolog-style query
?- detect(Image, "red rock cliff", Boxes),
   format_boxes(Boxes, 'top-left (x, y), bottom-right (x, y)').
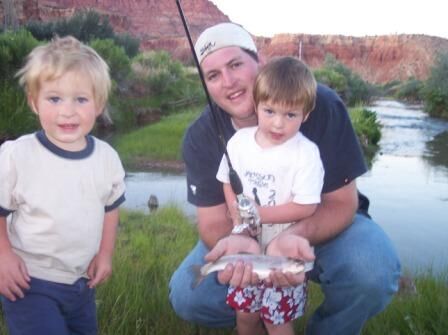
top-left (2, 0), bottom-right (448, 83)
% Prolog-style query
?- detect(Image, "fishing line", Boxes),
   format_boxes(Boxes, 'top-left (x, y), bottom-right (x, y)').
top-left (175, 0), bottom-right (243, 196)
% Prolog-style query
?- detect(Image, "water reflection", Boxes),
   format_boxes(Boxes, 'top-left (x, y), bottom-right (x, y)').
top-left (357, 100), bottom-right (448, 274)
top-left (424, 131), bottom-right (448, 170)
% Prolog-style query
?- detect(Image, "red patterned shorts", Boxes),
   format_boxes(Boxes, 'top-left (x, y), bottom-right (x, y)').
top-left (226, 282), bottom-right (307, 324)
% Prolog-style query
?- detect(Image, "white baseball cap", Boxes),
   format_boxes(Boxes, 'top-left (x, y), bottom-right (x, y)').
top-left (194, 22), bottom-right (258, 64)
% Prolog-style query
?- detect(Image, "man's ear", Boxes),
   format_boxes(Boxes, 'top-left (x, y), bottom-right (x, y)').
top-left (27, 95), bottom-right (38, 114)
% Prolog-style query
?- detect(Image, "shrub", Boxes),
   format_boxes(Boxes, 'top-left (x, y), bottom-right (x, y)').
top-left (26, 10), bottom-right (114, 42)
top-left (0, 29), bottom-right (39, 78)
top-left (26, 10), bottom-right (140, 59)
top-left (0, 81), bottom-right (38, 142)
top-left (320, 54), bottom-right (373, 106)
top-left (0, 30), bottom-right (39, 141)
top-left (423, 52), bottom-right (448, 118)
top-left (89, 38), bottom-right (131, 82)
top-left (313, 67), bottom-right (347, 96)
top-left (395, 78), bottom-right (424, 102)
top-left (349, 106), bottom-right (381, 162)
top-left (132, 51), bottom-right (186, 96)
top-left (113, 33), bottom-right (140, 58)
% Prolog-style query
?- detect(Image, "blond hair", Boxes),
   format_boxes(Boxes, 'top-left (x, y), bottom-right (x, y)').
top-left (253, 56), bottom-right (316, 116)
top-left (16, 35), bottom-right (111, 119)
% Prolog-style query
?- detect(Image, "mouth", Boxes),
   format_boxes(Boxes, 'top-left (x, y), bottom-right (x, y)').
top-left (227, 89), bottom-right (245, 101)
top-left (58, 123), bottom-right (79, 131)
top-left (270, 132), bottom-right (284, 141)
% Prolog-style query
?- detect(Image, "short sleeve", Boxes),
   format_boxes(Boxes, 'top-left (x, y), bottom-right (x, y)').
top-left (0, 142), bottom-right (18, 216)
top-left (104, 148), bottom-right (126, 212)
top-left (216, 155), bottom-right (230, 183)
top-left (182, 108), bottom-right (234, 207)
top-left (291, 140), bottom-right (324, 204)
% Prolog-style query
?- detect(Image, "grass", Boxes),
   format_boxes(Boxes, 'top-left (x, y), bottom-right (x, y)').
top-left (1, 208), bottom-right (447, 334)
top-left (113, 107), bottom-right (200, 167)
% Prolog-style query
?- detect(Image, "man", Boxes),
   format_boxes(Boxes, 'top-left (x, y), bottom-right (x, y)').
top-left (169, 22), bottom-right (401, 335)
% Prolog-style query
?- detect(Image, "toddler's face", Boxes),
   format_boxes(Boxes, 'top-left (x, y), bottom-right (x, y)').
top-left (255, 100), bottom-right (306, 148)
top-left (30, 71), bottom-right (101, 151)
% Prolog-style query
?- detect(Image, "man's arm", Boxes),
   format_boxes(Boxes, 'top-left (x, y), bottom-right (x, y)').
top-left (197, 203), bottom-right (232, 249)
top-left (258, 203), bottom-right (317, 224)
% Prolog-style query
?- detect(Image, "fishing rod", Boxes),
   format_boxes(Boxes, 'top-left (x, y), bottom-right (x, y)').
top-left (175, 0), bottom-right (260, 237)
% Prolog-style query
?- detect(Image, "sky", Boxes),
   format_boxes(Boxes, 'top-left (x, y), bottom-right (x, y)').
top-left (210, 0), bottom-right (448, 39)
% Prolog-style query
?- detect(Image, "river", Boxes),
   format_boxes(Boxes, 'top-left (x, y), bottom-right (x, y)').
top-left (123, 100), bottom-right (448, 274)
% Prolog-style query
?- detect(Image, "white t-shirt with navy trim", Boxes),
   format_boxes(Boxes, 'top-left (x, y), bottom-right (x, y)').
top-left (0, 131), bottom-right (126, 284)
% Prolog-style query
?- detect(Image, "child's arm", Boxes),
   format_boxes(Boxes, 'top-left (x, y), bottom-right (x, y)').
top-left (0, 216), bottom-right (30, 301)
top-left (87, 208), bottom-right (119, 288)
top-left (258, 202), bottom-right (317, 224)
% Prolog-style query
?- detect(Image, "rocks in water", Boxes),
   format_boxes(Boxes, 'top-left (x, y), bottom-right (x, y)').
top-left (147, 194), bottom-right (159, 213)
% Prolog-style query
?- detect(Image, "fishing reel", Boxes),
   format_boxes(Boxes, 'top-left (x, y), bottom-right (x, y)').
top-left (234, 195), bottom-right (261, 238)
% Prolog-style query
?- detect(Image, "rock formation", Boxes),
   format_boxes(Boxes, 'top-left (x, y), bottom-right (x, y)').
top-left (2, 0), bottom-right (448, 83)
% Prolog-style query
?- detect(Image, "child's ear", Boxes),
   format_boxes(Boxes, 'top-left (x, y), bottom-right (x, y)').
top-left (27, 95), bottom-right (38, 114)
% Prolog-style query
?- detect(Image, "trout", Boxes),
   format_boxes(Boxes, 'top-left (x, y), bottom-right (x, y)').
top-left (190, 254), bottom-right (312, 289)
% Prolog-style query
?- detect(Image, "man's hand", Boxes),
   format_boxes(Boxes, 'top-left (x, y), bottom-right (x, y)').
top-left (265, 233), bottom-right (315, 287)
top-left (205, 234), bottom-right (261, 287)
top-left (0, 250), bottom-right (30, 301)
top-left (87, 253), bottom-right (113, 288)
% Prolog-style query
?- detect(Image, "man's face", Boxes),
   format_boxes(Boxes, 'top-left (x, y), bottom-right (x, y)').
top-left (201, 46), bottom-right (260, 128)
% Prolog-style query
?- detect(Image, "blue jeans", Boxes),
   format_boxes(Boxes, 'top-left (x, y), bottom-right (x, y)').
top-left (169, 213), bottom-right (401, 335)
top-left (1, 277), bottom-right (97, 335)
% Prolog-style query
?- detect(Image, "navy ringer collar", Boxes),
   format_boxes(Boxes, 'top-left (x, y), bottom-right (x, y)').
top-left (36, 130), bottom-right (94, 160)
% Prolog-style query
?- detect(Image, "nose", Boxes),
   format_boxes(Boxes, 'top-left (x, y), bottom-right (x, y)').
top-left (60, 101), bottom-right (76, 118)
top-left (221, 69), bottom-right (236, 88)
top-left (273, 115), bottom-right (284, 129)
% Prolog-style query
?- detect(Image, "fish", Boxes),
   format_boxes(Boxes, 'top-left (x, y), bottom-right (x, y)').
top-left (190, 253), bottom-right (311, 289)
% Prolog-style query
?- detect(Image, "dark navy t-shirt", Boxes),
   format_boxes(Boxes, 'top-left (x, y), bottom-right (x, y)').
top-left (182, 84), bottom-right (369, 213)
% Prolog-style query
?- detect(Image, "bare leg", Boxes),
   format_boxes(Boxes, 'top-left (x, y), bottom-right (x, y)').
top-left (236, 311), bottom-right (265, 335)
top-left (264, 321), bottom-right (295, 335)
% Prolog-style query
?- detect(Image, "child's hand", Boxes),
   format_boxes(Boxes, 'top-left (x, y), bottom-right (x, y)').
top-left (0, 250), bottom-right (30, 301)
top-left (265, 233), bottom-right (315, 287)
top-left (87, 253), bottom-right (113, 288)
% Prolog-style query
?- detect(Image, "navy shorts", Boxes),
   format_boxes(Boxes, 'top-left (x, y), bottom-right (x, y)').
top-left (1, 277), bottom-right (97, 335)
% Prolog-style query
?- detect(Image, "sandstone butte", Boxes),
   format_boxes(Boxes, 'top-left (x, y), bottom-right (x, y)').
top-left (2, 0), bottom-right (448, 84)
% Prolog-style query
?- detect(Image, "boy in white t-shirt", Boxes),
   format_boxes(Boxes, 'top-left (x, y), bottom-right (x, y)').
top-left (0, 36), bottom-right (125, 335)
top-left (216, 56), bottom-right (324, 335)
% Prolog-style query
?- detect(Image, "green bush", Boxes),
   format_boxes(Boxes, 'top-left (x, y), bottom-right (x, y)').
top-left (0, 81), bottom-right (38, 142)
top-left (113, 33), bottom-right (140, 58)
top-left (395, 78), bottom-right (424, 102)
top-left (26, 10), bottom-right (114, 42)
top-left (349, 106), bottom-right (381, 162)
top-left (132, 51), bottom-right (185, 95)
top-left (423, 53), bottom-right (448, 118)
top-left (0, 29), bottom-right (39, 79)
top-left (320, 54), bottom-right (373, 106)
top-left (89, 38), bottom-right (131, 82)
top-left (314, 67), bottom-right (347, 96)
top-left (0, 30), bottom-right (39, 141)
